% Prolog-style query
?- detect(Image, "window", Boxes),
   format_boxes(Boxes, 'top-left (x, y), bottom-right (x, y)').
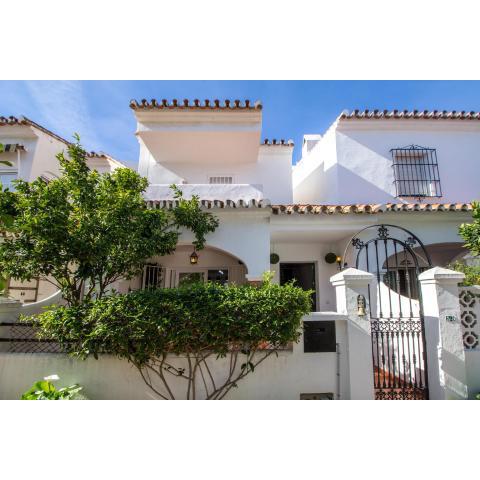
top-left (209, 176), bottom-right (233, 184)
top-left (178, 272), bottom-right (205, 286)
top-left (142, 264), bottom-right (163, 290)
top-left (207, 269), bottom-right (229, 285)
top-left (390, 145), bottom-right (441, 198)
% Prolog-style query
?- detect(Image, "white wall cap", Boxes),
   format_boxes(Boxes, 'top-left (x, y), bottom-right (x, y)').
top-left (0, 297), bottom-right (21, 305)
top-left (419, 266), bottom-right (465, 283)
top-left (330, 267), bottom-right (374, 285)
top-left (303, 134), bottom-right (322, 142)
top-left (303, 312), bottom-right (348, 322)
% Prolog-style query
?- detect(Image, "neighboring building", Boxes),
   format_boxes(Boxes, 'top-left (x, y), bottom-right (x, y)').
top-left (293, 109), bottom-right (480, 204)
top-left (0, 115), bottom-right (125, 302)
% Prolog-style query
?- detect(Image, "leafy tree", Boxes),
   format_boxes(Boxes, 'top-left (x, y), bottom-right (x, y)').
top-left (30, 278), bottom-right (312, 399)
top-left (0, 136), bottom-right (218, 305)
top-left (460, 201), bottom-right (480, 257)
top-left (0, 142), bottom-right (14, 293)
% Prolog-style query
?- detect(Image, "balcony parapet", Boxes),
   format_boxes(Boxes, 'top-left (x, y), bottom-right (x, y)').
top-left (145, 184), bottom-right (264, 202)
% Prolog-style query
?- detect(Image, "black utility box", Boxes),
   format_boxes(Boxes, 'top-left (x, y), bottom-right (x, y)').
top-left (303, 320), bottom-right (336, 353)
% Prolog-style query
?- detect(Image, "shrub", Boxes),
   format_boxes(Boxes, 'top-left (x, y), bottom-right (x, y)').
top-left (21, 375), bottom-right (84, 400)
top-left (447, 261), bottom-right (480, 287)
top-left (30, 281), bottom-right (312, 399)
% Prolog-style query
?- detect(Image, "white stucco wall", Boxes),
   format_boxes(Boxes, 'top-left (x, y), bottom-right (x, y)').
top-left (269, 210), bottom-right (471, 311)
top-left (293, 122), bottom-right (339, 204)
top-left (139, 145), bottom-right (293, 204)
top-left (0, 124), bottom-right (122, 182)
top-left (293, 118), bottom-right (480, 204)
top-left (0, 314), bottom-right (348, 400)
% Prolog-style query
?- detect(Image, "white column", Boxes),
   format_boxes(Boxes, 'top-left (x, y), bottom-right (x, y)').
top-left (419, 267), bottom-right (468, 400)
top-left (330, 268), bottom-right (375, 400)
top-left (0, 297), bottom-right (21, 323)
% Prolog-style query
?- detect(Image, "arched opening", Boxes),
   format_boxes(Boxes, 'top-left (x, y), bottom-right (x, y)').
top-left (118, 245), bottom-right (249, 293)
top-left (423, 242), bottom-right (468, 266)
top-left (380, 242), bottom-right (468, 300)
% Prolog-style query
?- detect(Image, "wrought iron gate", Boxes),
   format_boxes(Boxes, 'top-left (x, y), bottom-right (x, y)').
top-left (343, 225), bottom-right (432, 400)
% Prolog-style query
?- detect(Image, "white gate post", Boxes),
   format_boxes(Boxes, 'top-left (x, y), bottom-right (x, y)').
top-left (0, 297), bottom-right (21, 322)
top-left (330, 268), bottom-right (375, 400)
top-left (419, 267), bottom-right (468, 400)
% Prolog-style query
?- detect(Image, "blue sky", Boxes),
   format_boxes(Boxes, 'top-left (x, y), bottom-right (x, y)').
top-left (2, 80), bottom-right (480, 167)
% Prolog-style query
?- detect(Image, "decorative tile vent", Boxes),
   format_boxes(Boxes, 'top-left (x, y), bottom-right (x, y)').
top-left (390, 145), bottom-right (442, 198)
top-left (459, 287), bottom-right (480, 349)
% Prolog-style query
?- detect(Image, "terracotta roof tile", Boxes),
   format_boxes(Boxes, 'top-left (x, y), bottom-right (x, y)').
top-left (130, 98), bottom-right (262, 111)
top-left (147, 200), bottom-right (472, 213)
top-left (146, 199), bottom-right (271, 210)
top-left (271, 203), bottom-right (473, 215)
top-left (340, 109), bottom-right (480, 120)
top-left (262, 138), bottom-right (294, 147)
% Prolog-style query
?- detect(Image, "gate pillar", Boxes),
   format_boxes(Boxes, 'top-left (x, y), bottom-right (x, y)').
top-left (330, 268), bottom-right (375, 400)
top-left (419, 267), bottom-right (468, 400)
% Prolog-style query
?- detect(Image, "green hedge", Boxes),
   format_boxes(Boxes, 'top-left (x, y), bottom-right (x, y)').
top-left (31, 281), bottom-right (312, 366)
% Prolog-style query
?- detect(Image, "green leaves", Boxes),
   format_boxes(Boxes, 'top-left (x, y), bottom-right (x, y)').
top-left (459, 201), bottom-right (480, 257)
top-left (170, 184), bottom-right (219, 250)
top-left (21, 378), bottom-right (83, 400)
top-left (447, 261), bottom-right (480, 286)
top-left (30, 281), bottom-right (312, 366)
top-left (0, 136), bottom-right (218, 305)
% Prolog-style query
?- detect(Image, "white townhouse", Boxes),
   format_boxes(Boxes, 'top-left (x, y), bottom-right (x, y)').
top-left (115, 102), bottom-right (474, 313)
top-left (1, 103), bottom-right (476, 314)
top-left (2, 102), bottom-right (480, 401)
top-left (0, 115), bottom-right (125, 302)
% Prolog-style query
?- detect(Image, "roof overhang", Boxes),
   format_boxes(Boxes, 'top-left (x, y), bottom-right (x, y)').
top-left (132, 100), bottom-right (263, 165)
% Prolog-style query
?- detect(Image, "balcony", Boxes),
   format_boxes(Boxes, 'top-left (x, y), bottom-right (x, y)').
top-left (145, 183), bottom-right (264, 202)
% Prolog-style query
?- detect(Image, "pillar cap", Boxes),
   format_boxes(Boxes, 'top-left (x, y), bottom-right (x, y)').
top-left (0, 296), bottom-right (21, 305)
top-left (330, 267), bottom-right (374, 285)
top-left (418, 266), bottom-right (465, 283)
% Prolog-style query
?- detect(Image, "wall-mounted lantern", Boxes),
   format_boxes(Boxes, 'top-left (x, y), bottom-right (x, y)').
top-left (336, 255), bottom-right (342, 270)
top-left (190, 250), bottom-right (199, 265)
top-left (357, 295), bottom-right (366, 316)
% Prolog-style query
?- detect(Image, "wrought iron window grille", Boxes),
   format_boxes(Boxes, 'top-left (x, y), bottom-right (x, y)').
top-left (390, 145), bottom-right (442, 199)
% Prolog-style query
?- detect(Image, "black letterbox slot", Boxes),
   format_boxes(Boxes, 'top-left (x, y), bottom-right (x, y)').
top-left (303, 320), bottom-right (336, 353)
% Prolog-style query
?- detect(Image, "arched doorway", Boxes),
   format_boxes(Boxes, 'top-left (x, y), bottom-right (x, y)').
top-left (343, 224), bottom-right (431, 400)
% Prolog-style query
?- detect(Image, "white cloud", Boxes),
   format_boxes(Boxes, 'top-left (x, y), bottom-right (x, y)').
top-left (24, 81), bottom-right (101, 151)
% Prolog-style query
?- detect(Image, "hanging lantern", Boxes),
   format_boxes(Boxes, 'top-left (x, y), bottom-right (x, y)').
top-left (190, 250), bottom-right (198, 265)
